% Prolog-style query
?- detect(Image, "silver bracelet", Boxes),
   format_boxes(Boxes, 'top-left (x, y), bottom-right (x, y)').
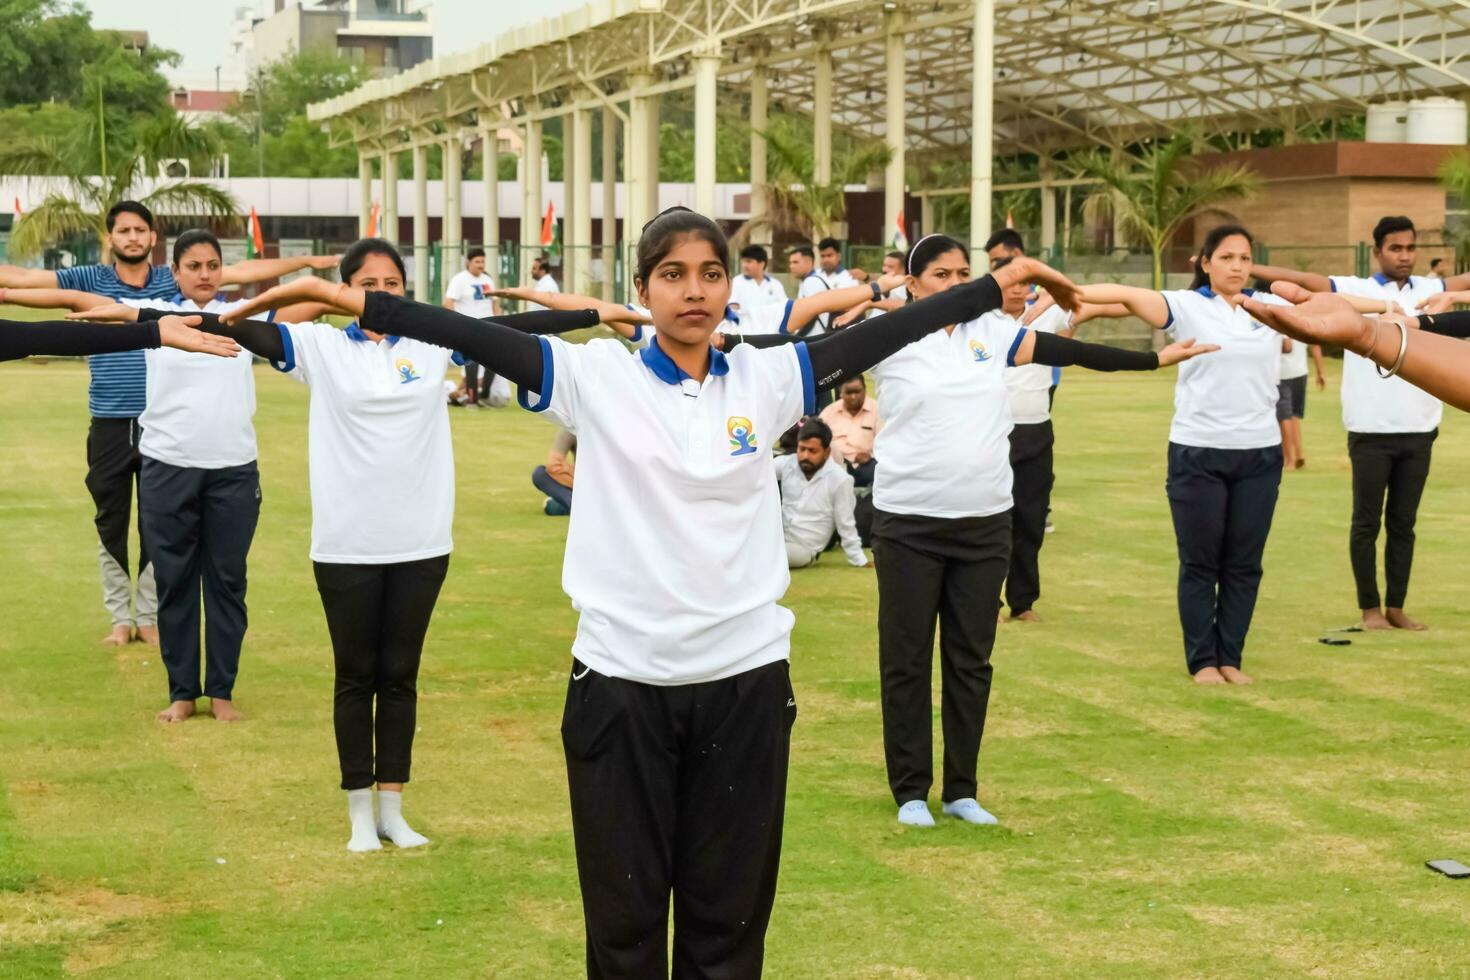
top-left (1375, 318), bottom-right (1409, 379)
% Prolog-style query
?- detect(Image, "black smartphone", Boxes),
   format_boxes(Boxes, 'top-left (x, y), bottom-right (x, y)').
top-left (1426, 859), bottom-right (1470, 878)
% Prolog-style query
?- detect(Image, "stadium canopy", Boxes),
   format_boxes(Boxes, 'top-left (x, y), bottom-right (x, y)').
top-left (307, 0), bottom-right (1470, 299)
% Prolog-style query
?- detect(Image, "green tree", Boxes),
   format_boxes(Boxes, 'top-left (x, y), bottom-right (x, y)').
top-left (1439, 152), bottom-right (1470, 273)
top-left (1068, 136), bottom-right (1260, 288)
top-left (222, 49), bottom-right (370, 178)
top-left (0, 114), bottom-right (238, 259)
top-left (754, 115), bottom-right (890, 242)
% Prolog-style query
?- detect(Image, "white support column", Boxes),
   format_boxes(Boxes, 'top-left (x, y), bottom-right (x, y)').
top-left (643, 87), bottom-right (661, 223)
top-left (1062, 183), bottom-right (1073, 257)
top-left (693, 45), bottom-right (720, 217)
top-left (412, 142), bottom-right (429, 302)
top-left (1040, 157), bottom-right (1057, 255)
top-left (813, 37), bottom-right (833, 188)
top-left (357, 152), bottom-right (373, 238)
top-left (626, 77), bottom-right (651, 250)
top-left (381, 149), bottom-right (399, 245)
top-left (749, 61), bottom-right (770, 251)
top-left (601, 107), bottom-right (617, 301)
top-left (481, 127), bottom-right (500, 281)
top-left (884, 13), bottom-right (906, 249)
top-left (563, 112), bottom-right (578, 291)
top-left (969, 0), bottom-right (995, 249)
top-left (522, 111), bottom-right (543, 280)
top-left (571, 107), bottom-right (593, 294)
top-left (920, 194), bottom-right (935, 236)
top-left (443, 134), bottom-right (463, 278)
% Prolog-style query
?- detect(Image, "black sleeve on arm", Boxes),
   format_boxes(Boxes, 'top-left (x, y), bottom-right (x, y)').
top-left (1419, 312), bottom-right (1470, 339)
top-left (364, 292), bottom-right (587, 389)
top-left (726, 331), bottom-right (800, 350)
top-left (804, 275), bottom-right (1004, 390)
top-left (160, 310), bottom-right (286, 361)
top-left (1030, 331), bottom-right (1159, 371)
top-left (483, 309), bottom-right (606, 335)
top-left (1, 319), bottom-right (160, 361)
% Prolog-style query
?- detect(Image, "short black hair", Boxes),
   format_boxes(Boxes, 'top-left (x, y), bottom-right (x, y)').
top-left (790, 245), bottom-right (814, 260)
top-left (107, 201), bottom-right (156, 232)
top-left (840, 374), bottom-right (866, 390)
top-left (340, 237), bottom-right (407, 284)
top-left (171, 228), bottom-right (221, 266)
top-left (885, 250), bottom-right (906, 263)
top-left (466, 247), bottom-right (485, 262)
top-left (906, 234), bottom-right (969, 277)
top-left (1429, 257), bottom-right (1443, 269)
top-left (740, 244), bottom-right (769, 265)
top-left (797, 417), bottom-right (832, 448)
top-left (817, 237), bottom-right (841, 253)
top-left (984, 229), bottom-right (1025, 253)
top-left (1372, 215), bottom-right (1416, 249)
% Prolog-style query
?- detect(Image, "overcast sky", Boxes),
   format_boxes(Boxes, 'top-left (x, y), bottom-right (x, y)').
top-left (82, 0), bottom-right (590, 81)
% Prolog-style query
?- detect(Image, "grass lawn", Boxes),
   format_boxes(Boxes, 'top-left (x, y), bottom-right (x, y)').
top-left (2, 354), bottom-right (1469, 978)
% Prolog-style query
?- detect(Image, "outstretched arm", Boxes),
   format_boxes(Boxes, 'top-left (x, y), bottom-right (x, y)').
top-left (1441, 271), bottom-right (1470, 292)
top-left (491, 285), bottom-right (649, 339)
top-left (0, 287), bottom-right (111, 313)
top-left (220, 254), bottom-right (339, 286)
top-left (1416, 290), bottom-right (1470, 315)
top-left (0, 265), bottom-right (60, 288)
top-left (1075, 284), bottom-right (1171, 329)
top-left (789, 273), bottom-right (906, 334)
top-left (0, 315), bottom-right (240, 361)
top-left (1248, 263), bottom-right (1333, 294)
top-left (1013, 330), bottom-right (1214, 371)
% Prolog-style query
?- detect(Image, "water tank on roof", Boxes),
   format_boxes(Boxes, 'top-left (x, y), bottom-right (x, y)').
top-left (1365, 102), bottom-right (1408, 143)
top-left (1406, 98), bottom-right (1468, 146)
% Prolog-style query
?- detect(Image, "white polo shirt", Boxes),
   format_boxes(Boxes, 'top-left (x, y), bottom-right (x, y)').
top-left (1329, 274), bottom-right (1444, 434)
top-left (525, 273), bottom-right (561, 312)
top-left (730, 274), bottom-right (788, 327)
top-left (776, 453), bottom-right (866, 566)
top-left (518, 333), bottom-right (816, 685)
top-left (272, 321), bottom-right (462, 564)
top-left (743, 299), bottom-right (795, 336)
top-left (870, 313), bottom-right (1028, 519)
top-left (1280, 335), bottom-right (1309, 380)
top-left (1159, 287), bottom-right (1288, 450)
top-left (127, 295), bottom-right (259, 469)
top-left (1003, 304), bottom-right (1071, 424)
top-left (444, 270), bottom-right (497, 319)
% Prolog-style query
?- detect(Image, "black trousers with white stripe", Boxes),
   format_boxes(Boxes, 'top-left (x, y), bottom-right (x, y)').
top-left (561, 658), bottom-right (796, 979)
top-left (1165, 443), bottom-right (1282, 674)
top-left (873, 509), bottom-right (1011, 805)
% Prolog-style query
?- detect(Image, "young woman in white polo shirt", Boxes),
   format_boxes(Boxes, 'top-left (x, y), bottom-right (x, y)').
top-left (1077, 224), bottom-right (1298, 686)
top-left (866, 235), bottom-right (1210, 829)
top-left (182, 239), bottom-right (617, 852)
top-left (1252, 216), bottom-right (1461, 631)
top-left (224, 207), bottom-right (1068, 976)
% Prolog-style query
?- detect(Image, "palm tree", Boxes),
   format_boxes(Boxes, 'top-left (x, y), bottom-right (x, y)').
top-left (1068, 136), bottom-right (1260, 288)
top-left (753, 117), bottom-right (891, 242)
top-left (0, 111), bottom-right (239, 261)
top-left (1438, 152), bottom-right (1470, 273)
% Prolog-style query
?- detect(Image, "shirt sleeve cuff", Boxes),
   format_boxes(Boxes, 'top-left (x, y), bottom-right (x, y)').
top-left (516, 335), bottom-right (556, 413)
top-left (794, 341), bottom-right (816, 417)
top-left (269, 322), bottom-right (296, 373)
top-left (1005, 327), bottom-right (1028, 367)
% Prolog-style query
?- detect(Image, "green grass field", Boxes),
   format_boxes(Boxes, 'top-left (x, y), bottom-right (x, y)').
top-left (2, 355), bottom-right (1470, 978)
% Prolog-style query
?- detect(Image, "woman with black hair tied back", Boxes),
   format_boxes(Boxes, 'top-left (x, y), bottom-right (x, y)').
top-left (867, 234), bottom-right (1213, 830)
top-left (1075, 224), bottom-right (1302, 686)
top-left (224, 206), bottom-right (1071, 977)
top-left (165, 237), bottom-right (627, 853)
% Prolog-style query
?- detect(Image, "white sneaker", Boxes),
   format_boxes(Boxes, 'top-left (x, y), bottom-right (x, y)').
top-left (897, 800), bottom-right (935, 827)
top-left (942, 798), bottom-right (998, 825)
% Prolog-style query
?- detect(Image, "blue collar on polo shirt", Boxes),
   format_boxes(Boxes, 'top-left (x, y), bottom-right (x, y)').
top-left (639, 334), bottom-right (730, 384)
top-left (344, 321), bottom-right (400, 344)
top-left (1194, 286), bottom-right (1255, 299)
top-left (1371, 272), bottom-right (1414, 288)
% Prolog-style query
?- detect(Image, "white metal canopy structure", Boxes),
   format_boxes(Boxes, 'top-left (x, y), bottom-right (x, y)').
top-left (308, 0), bottom-right (1470, 298)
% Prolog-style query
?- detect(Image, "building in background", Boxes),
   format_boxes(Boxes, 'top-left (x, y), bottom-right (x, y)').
top-left (251, 0), bottom-right (432, 77)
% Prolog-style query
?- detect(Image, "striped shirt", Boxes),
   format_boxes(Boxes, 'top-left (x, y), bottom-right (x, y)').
top-left (55, 264), bottom-right (178, 418)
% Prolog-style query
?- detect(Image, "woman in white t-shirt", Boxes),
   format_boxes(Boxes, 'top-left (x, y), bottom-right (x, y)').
top-left (1077, 225), bottom-right (1294, 687)
top-left (192, 239), bottom-right (618, 853)
top-left (867, 235), bottom-right (1208, 830)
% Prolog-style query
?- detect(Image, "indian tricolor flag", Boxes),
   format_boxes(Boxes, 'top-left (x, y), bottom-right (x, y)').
top-left (12, 197), bottom-right (21, 220)
top-left (540, 201), bottom-right (560, 258)
top-left (245, 206), bottom-right (265, 259)
top-left (892, 208), bottom-right (908, 251)
top-left (367, 202), bottom-right (380, 238)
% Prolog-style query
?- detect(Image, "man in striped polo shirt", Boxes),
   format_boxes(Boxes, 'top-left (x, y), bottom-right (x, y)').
top-left (0, 200), bottom-right (337, 645)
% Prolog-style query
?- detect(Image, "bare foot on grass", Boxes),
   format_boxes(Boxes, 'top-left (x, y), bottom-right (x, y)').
top-left (1361, 608), bottom-right (1392, 630)
top-left (1010, 610), bottom-right (1041, 623)
top-left (1192, 667), bottom-right (1226, 685)
top-left (102, 624), bottom-right (132, 646)
top-left (1219, 666), bottom-right (1254, 685)
top-left (135, 624), bottom-right (159, 645)
top-left (209, 699), bottom-right (245, 722)
top-left (156, 700), bottom-right (195, 723)
top-left (1386, 608), bottom-right (1428, 631)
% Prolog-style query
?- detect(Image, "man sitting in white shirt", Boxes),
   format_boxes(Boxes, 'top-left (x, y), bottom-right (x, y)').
top-left (730, 244), bottom-right (788, 328)
top-left (776, 418), bottom-right (869, 569)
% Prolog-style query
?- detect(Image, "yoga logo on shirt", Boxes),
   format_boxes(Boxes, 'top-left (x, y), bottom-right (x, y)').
top-left (969, 339), bottom-right (992, 363)
top-left (472, 284), bottom-right (488, 300)
top-left (395, 358), bottom-right (421, 384)
top-left (727, 416), bottom-right (758, 456)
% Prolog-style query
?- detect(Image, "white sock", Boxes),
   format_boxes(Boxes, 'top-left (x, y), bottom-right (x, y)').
top-left (346, 789), bottom-right (381, 852)
top-left (376, 789), bottom-right (430, 848)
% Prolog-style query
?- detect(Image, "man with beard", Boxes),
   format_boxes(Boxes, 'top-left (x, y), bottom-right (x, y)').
top-left (775, 417), bottom-right (869, 569)
top-left (0, 201), bottom-right (335, 646)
